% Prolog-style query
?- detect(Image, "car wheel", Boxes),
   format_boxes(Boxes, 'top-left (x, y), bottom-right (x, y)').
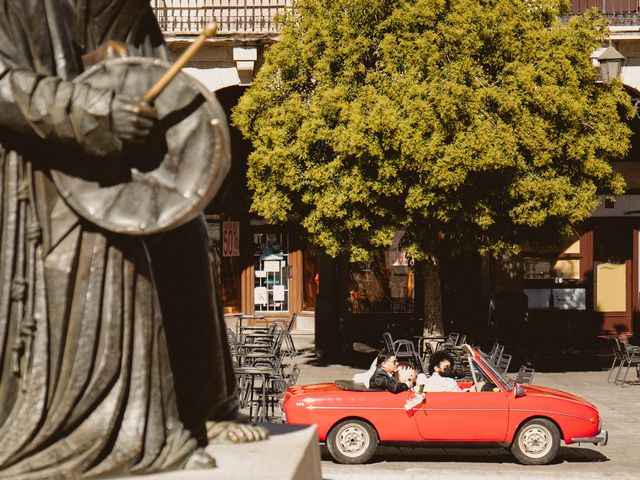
top-left (326, 419), bottom-right (378, 464)
top-left (511, 418), bottom-right (561, 465)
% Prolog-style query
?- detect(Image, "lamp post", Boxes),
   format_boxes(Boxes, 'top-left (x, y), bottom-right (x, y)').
top-left (596, 45), bottom-right (625, 83)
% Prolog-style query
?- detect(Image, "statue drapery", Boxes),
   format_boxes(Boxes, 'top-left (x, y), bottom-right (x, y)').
top-left (0, 1), bottom-right (238, 477)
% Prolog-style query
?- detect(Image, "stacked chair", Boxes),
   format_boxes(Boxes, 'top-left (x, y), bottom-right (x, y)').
top-left (228, 315), bottom-right (300, 422)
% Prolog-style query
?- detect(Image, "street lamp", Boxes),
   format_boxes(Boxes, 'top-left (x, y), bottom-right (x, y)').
top-left (595, 45), bottom-right (625, 83)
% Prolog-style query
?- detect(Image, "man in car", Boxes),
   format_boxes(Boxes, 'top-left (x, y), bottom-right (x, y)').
top-left (423, 351), bottom-right (463, 392)
top-left (370, 352), bottom-right (410, 393)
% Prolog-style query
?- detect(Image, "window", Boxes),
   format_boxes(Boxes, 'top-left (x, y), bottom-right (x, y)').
top-left (523, 238), bottom-right (581, 282)
top-left (253, 232), bottom-right (289, 312)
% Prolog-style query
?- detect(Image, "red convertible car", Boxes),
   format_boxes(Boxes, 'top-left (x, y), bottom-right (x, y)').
top-left (282, 345), bottom-right (607, 465)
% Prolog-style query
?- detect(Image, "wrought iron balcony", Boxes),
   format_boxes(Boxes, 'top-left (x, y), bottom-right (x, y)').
top-left (152, 0), bottom-right (291, 35)
top-left (565, 1), bottom-right (640, 24)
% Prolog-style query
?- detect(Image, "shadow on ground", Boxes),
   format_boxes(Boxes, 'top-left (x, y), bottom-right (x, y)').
top-left (321, 445), bottom-right (608, 465)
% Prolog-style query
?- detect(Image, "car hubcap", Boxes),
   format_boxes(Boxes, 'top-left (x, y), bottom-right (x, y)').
top-left (519, 425), bottom-right (552, 458)
top-left (336, 424), bottom-right (370, 458)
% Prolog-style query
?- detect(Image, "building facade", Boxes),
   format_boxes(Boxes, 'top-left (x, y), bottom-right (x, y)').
top-left (151, 1), bottom-right (319, 323)
top-left (151, 1), bottom-right (640, 346)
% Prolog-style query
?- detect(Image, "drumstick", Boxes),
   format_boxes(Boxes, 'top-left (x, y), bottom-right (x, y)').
top-left (142, 22), bottom-right (218, 103)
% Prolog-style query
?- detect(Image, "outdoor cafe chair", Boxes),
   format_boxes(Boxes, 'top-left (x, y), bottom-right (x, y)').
top-left (607, 337), bottom-right (626, 383)
top-left (496, 353), bottom-right (512, 375)
top-left (447, 332), bottom-right (460, 346)
top-left (382, 332), bottom-right (424, 373)
top-left (488, 343), bottom-right (505, 365)
top-left (515, 365), bottom-right (535, 384)
top-left (234, 366), bottom-right (275, 423)
top-left (226, 328), bottom-right (240, 367)
top-left (612, 337), bottom-right (640, 387)
top-left (266, 364), bottom-right (301, 420)
top-left (273, 314), bottom-right (298, 357)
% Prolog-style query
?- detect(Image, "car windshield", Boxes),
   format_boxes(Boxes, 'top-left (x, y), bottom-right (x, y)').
top-left (476, 351), bottom-right (514, 391)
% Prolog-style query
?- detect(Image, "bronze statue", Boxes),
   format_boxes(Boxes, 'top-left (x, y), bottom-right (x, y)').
top-left (0, 1), bottom-right (264, 478)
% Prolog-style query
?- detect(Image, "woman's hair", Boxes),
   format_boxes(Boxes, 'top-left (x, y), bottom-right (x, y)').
top-left (428, 350), bottom-right (454, 374)
top-left (376, 351), bottom-right (395, 367)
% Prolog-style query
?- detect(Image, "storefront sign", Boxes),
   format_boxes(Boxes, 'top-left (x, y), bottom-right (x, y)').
top-left (264, 260), bottom-right (280, 273)
top-left (552, 288), bottom-right (586, 310)
top-left (254, 287), bottom-right (268, 305)
top-left (273, 285), bottom-right (286, 302)
top-left (222, 221), bottom-right (240, 257)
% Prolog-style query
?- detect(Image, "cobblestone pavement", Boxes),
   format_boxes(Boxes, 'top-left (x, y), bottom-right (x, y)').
top-left (289, 334), bottom-right (640, 479)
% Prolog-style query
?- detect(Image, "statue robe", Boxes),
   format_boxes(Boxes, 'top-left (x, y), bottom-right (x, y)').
top-left (0, 1), bottom-right (238, 478)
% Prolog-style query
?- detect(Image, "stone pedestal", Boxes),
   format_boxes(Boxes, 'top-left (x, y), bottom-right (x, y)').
top-left (108, 424), bottom-right (321, 480)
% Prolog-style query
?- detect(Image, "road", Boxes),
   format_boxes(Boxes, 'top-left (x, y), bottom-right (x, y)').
top-left (292, 342), bottom-right (640, 479)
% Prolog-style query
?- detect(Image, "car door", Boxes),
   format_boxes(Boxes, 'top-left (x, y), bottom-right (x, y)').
top-left (413, 389), bottom-right (509, 441)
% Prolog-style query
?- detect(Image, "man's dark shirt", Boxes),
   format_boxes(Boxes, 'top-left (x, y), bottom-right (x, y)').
top-left (369, 368), bottom-right (409, 393)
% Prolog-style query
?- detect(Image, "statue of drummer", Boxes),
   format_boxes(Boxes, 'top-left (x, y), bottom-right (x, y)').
top-left (0, 1), bottom-right (265, 478)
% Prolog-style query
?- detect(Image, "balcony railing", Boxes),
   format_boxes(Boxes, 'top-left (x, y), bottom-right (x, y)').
top-left (567, 0), bottom-right (640, 24)
top-left (152, 0), bottom-right (291, 35)
top-left (152, 1), bottom-right (640, 35)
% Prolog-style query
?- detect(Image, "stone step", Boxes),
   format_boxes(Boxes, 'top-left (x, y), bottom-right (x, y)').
top-left (107, 424), bottom-right (321, 480)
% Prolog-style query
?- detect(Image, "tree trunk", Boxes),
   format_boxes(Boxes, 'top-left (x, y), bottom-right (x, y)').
top-left (422, 256), bottom-right (444, 336)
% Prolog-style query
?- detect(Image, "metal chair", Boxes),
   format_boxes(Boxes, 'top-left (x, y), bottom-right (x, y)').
top-left (226, 328), bottom-right (240, 366)
top-left (488, 343), bottom-right (504, 365)
top-left (447, 332), bottom-right (460, 346)
top-left (266, 364), bottom-right (301, 421)
top-left (607, 336), bottom-right (626, 383)
top-left (515, 365), bottom-right (535, 384)
top-left (274, 314), bottom-right (298, 357)
top-left (382, 332), bottom-right (424, 373)
top-left (613, 337), bottom-right (640, 386)
top-left (496, 353), bottom-right (512, 375)
top-left (383, 331), bottom-right (395, 353)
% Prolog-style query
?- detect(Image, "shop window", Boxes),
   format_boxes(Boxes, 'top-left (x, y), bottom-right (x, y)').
top-left (523, 237), bottom-right (585, 310)
top-left (349, 232), bottom-right (414, 313)
top-left (254, 232), bottom-right (289, 312)
top-left (523, 238), bottom-right (581, 282)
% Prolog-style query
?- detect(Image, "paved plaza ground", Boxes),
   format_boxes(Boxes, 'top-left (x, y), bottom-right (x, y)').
top-left (288, 333), bottom-right (640, 480)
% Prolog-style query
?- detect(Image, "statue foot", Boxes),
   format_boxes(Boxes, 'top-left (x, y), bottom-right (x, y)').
top-left (184, 448), bottom-right (216, 469)
top-left (206, 420), bottom-right (269, 444)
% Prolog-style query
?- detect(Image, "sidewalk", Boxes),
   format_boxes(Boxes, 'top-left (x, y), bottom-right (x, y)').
top-left (287, 334), bottom-right (640, 479)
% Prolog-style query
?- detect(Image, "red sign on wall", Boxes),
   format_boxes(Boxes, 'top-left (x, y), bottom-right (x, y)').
top-left (223, 221), bottom-right (240, 257)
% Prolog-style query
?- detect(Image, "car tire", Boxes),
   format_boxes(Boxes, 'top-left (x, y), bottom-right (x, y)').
top-left (326, 419), bottom-right (378, 464)
top-left (511, 418), bottom-right (561, 465)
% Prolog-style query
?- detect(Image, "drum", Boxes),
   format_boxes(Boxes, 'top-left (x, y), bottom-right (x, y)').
top-left (52, 57), bottom-right (230, 235)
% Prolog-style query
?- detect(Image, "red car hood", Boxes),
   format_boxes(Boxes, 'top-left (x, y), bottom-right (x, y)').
top-left (521, 384), bottom-right (594, 408)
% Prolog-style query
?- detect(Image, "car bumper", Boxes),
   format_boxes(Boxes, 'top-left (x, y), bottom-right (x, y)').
top-left (571, 429), bottom-right (608, 446)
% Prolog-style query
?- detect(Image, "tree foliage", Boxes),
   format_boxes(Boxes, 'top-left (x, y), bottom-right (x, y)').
top-left (233, 0), bottom-right (633, 261)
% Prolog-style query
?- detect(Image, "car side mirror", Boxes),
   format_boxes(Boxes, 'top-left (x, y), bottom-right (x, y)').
top-left (514, 384), bottom-right (525, 398)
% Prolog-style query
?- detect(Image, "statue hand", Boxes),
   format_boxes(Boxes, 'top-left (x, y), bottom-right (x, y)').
top-left (110, 95), bottom-right (157, 145)
top-left (206, 420), bottom-right (269, 444)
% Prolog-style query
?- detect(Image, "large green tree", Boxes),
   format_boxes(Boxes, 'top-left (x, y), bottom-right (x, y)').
top-left (233, 0), bottom-right (633, 334)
